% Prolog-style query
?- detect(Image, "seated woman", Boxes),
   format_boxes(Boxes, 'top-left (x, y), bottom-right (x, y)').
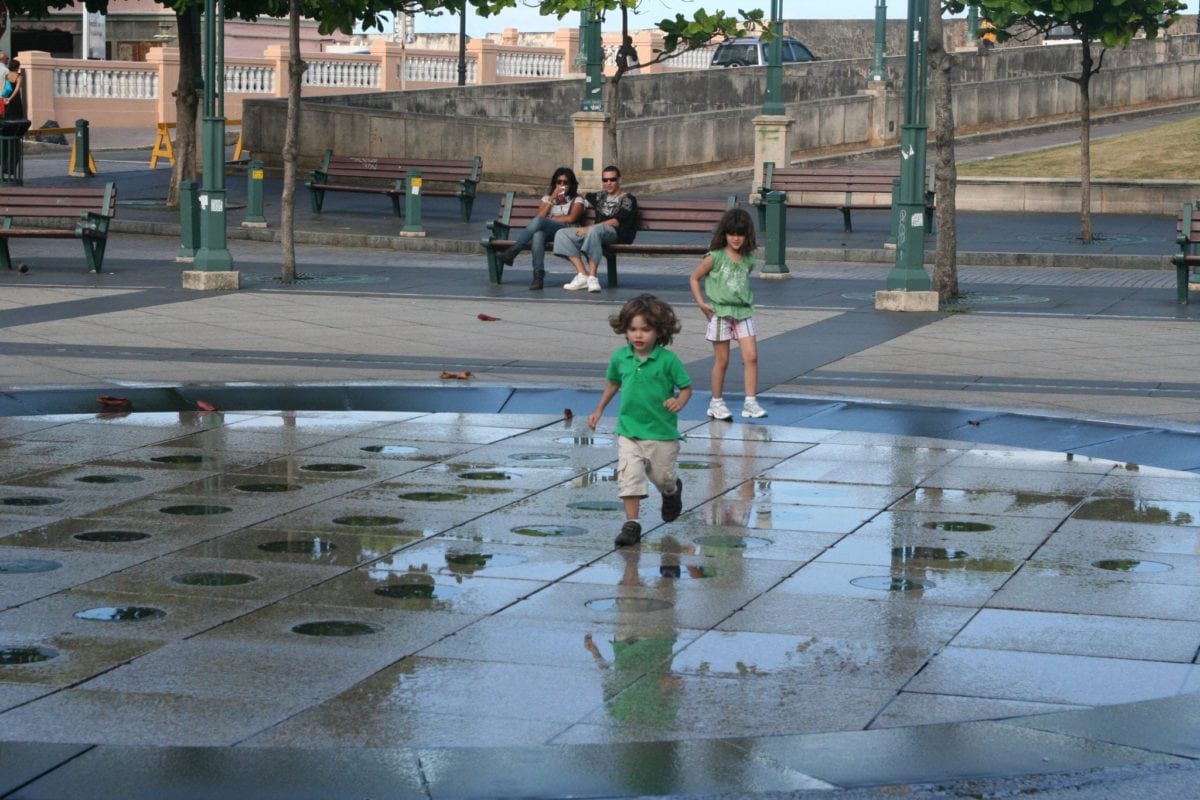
top-left (499, 166), bottom-right (585, 290)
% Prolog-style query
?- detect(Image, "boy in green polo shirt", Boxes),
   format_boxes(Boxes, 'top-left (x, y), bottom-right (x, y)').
top-left (587, 294), bottom-right (693, 546)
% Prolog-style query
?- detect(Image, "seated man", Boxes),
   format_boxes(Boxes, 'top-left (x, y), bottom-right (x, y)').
top-left (554, 165), bottom-right (638, 293)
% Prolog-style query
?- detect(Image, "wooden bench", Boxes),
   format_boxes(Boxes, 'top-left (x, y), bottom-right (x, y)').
top-left (1172, 201), bottom-right (1200, 304)
top-left (0, 185), bottom-right (118, 273)
top-left (482, 193), bottom-right (737, 287)
top-left (308, 150), bottom-right (482, 221)
top-left (753, 163), bottom-right (934, 233)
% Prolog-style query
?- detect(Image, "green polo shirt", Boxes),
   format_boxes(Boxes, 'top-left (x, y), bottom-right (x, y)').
top-left (606, 344), bottom-right (691, 441)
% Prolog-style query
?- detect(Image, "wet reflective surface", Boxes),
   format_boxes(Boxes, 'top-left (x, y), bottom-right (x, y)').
top-left (2, 406), bottom-right (1200, 790)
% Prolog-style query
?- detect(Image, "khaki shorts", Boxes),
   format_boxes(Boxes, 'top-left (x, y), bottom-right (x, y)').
top-left (617, 436), bottom-right (680, 498)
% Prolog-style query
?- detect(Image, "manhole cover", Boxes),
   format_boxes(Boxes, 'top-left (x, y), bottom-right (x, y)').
top-left (75, 606), bottom-right (166, 622)
top-left (509, 453), bottom-right (568, 462)
top-left (0, 559), bottom-right (62, 573)
top-left (160, 504), bottom-right (232, 516)
top-left (399, 491), bottom-right (467, 502)
top-left (75, 474), bottom-right (144, 484)
top-left (302, 463), bottom-right (366, 473)
top-left (1093, 559), bottom-right (1172, 573)
top-left (567, 500), bottom-right (623, 512)
top-left (172, 572), bottom-right (258, 586)
top-left (292, 620), bottom-right (380, 637)
top-left (151, 454), bottom-right (208, 465)
top-left (1, 496), bottom-right (62, 507)
top-left (234, 483), bottom-right (299, 493)
top-left (332, 515), bottom-right (402, 527)
top-left (74, 530), bottom-right (151, 543)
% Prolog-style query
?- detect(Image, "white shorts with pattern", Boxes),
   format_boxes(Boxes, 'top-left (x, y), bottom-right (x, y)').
top-left (706, 315), bottom-right (757, 342)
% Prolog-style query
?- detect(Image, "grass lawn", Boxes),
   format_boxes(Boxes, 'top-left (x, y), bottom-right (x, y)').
top-left (957, 115), bottom-right (1200, 180)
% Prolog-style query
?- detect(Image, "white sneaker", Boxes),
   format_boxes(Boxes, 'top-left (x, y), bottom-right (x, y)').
top-left (563, 274), bottom-right (589, 291)
top-left (586, 276), bottom-right (602, 293)
top-left (707, 398), bottom-right (733, 421)
top-left (742, 398), bottom-right (768, 418)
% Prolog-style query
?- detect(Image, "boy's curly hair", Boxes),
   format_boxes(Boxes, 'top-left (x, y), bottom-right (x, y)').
top-left (608, 293), bottom-right (682, 346)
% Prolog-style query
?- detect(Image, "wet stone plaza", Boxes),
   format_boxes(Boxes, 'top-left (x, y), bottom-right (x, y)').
top-left (2, 407), bottom-right (1200, 796)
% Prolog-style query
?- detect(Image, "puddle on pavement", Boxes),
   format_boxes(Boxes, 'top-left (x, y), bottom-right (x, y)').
top-left (75, 474), bottom-right (145, 484)
top-left (0, 646), bottom-right (58, 665)
top-left (445, 551), bottom-right (528, 575)
top-left (259, 539), bottom-right (336, 555)
top-left (301, 463), bottom-right (367, 473)
top-left (160, 504), bottom-right (233, 516)
top-left (75, 606), bottom-right (167, 622)
top-left (555, 435), bottom-right (613, 447)
top-left (457, 471), bottom-right (513, 481)
top-left (509, 453), bottom-right (569, 462)
top-left (1093, 559), bottom-right (1173, 573)
top-left (851, 575), bottom-right (935, 592)
top-left (234, 483), bottom-right (300, 493)
top-left (513, 525), bottom-right (587, 538)
top-left (333, 515), bottom-right (404, 527)
top-left (0, 559), bottom-right (62, 573)
top-left (292, 620), bottom-right (380, 636)
top-left (693, 534), bottom-right (772, 554)
top-left (374, 572), bottom-right (462, 601)
top-left (586, 597), bottom-right (674, 613)
top-left (568, 500), bottom-right (623, 512)
top-left (399, 491), bottom-right (468, 502)
top-left (1074, 498), bottom-right (1196, 526)
top-left (924, 520), bottom-right (995, 532)
top-left (172, 571), bottom-right (258, 586)
top-left (1, 496), bottom-right (63, 507)
top-left (360, 445), bottom-right (420, 456)
top-left (74, 530), bottom-right (152, 543)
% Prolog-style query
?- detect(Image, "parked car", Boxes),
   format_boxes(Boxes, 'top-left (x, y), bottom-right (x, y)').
top-left (709, 36), bottom-right (817, 68)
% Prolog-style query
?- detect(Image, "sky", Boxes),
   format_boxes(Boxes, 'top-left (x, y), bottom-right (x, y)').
top-left (384, 1), bottom-right (967, 39)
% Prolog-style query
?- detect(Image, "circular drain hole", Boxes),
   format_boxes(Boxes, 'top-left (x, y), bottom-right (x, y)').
top-left (74, 530), bottom-right (151, 543)
top-left (679, 460), bottom-right (714, 470)
top-left (160, 504), bottom-right (232, 516)
top-left (892, 546), bottom-right (968, 561)
top-left (172, 572), bottom-right (258, 586)
top-left (445, 552), bottom-right (527, 572)
top-left (0, 559), bottom-right (62, 574)
top-left (556, 435), bottom-right (613, 446)
top-left (332, 515), bottom-right (403, 527)
top-left (360, 445), bottom-right (419, 456)
top-left (567, 500), bottom-right (623, 512)
top-left (512, 525), bottom-right (586, 538)
top-left (510, 453), bottom-right (568, 462)
top-left (75, 606), bottom-right (166, 622)
top-left (1093, 559), bottom-right (1173, 573)
top-left (302, 463), bottom-right (366, 473)
top-left (399, 491), bottom-right (467, 502)
top-left (586, 597), bottom-right (673, 613)
top-left (924, 520), bottom-right (995, 532)
top-left (2, 496), bottom-right (63, 507)
top-left (151, 454), bottom-right (208, 465)
top-left (458, 471), bottom-right (511, 481)
top-left (851, 576), bottom-right (935, 592)
top-left (234, 483), bottom-right (299, 493)
top-left (259, 539), bottom-right (336, 555)
top-left (0, 646), bottom-right (58, 665)
top-left (75, 474), bottom-right (144, 484)
top-left (292, 620), bottom-right (380, 637)
top-left (694, 535), bottom-right (771, 551)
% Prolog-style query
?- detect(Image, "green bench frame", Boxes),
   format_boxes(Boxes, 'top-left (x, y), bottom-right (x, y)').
top-left (308, 150), bottom-right (482, 221)
top-left (1173, 202), bottom-right (1200, 304)
top-left (0, 184), bottom-right (118, 273)
top-left (482, 193), bottom-right (738, 287)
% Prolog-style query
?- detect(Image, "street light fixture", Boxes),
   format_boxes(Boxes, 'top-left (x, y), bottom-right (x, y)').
top-left (884, 0), bottom-right (931, 292)
top-left (193, 0), bottom-right (232, 271)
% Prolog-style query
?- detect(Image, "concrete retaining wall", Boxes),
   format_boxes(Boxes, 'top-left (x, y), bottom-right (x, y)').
top-left (957, 178), bottom-right (1200, 215)
top-left (243, 35), bottom-right (1200, 189)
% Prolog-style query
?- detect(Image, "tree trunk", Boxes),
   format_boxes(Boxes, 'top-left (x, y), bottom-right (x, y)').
top-left (280, 0), bottom-right (304, 283)
top-left (927, 0), bottom-right (958, 301)
top-left (1078, 38), bottom-right (1094, 243)
top-left (167, 9), bottom-right (201, 209)
top-left (603, 75), bottom-right (620, 165)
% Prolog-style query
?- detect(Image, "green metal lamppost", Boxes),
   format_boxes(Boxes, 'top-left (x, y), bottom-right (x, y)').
top-left (884, 0), bottom-right (931, 291)
top-left (580, 3), bottom-right (603, 111)
top-left (870, 0), bottom-right (888, 81)
top-left (194, 0), bottom-right (232, 271)
top-left (762, 0), bottom-right (784, 115)
top-left (967, 5), bottom-right (980, 40)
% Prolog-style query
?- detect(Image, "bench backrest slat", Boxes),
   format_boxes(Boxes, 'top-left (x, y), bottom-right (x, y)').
top-left (321, 151), bottom-right (481, 182)
top-left (491, 196), bottom-right (735, 236)
top-left (0, 185), bottom-right (118, 219)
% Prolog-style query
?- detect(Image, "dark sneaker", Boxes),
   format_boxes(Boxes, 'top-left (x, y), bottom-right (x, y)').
top-left (661, 478), bottom-right (683, 522)
top-left (615, 520), bottom-right (642, 547)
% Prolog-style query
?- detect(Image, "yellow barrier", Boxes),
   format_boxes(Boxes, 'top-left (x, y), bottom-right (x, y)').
top-left (25, 126), bottom-right (99, 175)
top-left (150, 119), bottom-right (245, 168)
